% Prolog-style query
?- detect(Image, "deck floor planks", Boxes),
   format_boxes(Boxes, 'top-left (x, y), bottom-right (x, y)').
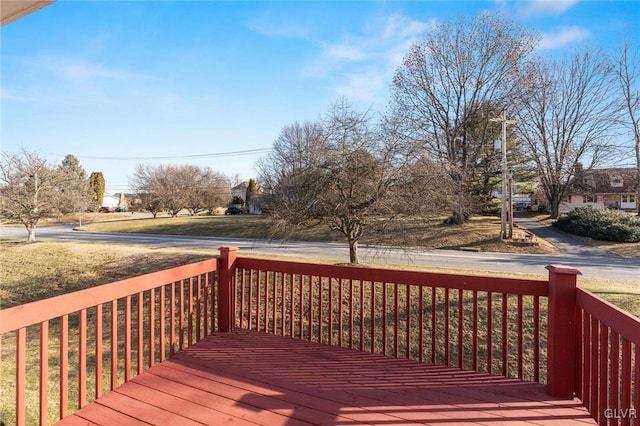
top-left (56, 330), bottom-right (596, 425)
top-left (69, 401), bottom-right (153, 425)
top-left (114, 380), bottom-right (260, 426)
top-left (130, 371), bottom-right (312, 426)
top-left (144, 362), bottom-right (353, 425)
top-left (181, 333), bottom-right (589, 424)
top-left (162, 357), bottom-right (413, 425)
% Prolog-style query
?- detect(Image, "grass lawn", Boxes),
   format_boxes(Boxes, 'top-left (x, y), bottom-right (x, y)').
top-left (78, 214), bottom-right (560, 255)
top-left (0, 240), bottom-right (212, 309)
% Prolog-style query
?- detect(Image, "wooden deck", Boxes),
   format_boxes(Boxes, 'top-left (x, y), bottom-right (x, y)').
top-left (57, 330), bottom-right (595, 425)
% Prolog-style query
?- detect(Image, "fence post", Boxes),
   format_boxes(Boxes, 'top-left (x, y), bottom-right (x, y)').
top-left (546, 264), bottom-right (581, 398)
top-left (217, 247), bottom-right (238, 332)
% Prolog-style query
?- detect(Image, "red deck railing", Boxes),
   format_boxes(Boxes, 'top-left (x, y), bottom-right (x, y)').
top-left (1, 246), bottom-right (638, 425)
top-left (234, 256), bottom-right (551, 382)
top-left (574, 288), bottom-right (640, 425)
top-left (0, 258), bottom-right (218, 425)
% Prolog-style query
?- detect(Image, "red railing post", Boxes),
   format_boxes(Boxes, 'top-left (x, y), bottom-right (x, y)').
top-left (546, 264), bottom-right (581, 398)
top-left (217, 247), bottom-right (238, 332)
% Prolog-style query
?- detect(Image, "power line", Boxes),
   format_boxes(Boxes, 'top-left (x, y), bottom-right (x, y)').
top-left (46, 147), bottom-right (272, 161)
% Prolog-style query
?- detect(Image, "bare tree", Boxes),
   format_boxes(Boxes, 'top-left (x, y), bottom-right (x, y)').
top-left (614, 40), bottom-right (640, 215)
top-left (139, 193), bottom-right (164, 218)
top-left (258, 100), bottom-right (445, 264)
top-left (131, 163), bottom-right (179, 216)
top-left (0, 149), bottom-right (85, 241)
top-left (389, 13), bottom-right (538, 224)
top-left (182, 165), bottom-right (230, 215)
top-left (257, 120), bottom-right (326, 225)
top-left (131, 163), bottom-right (230, 217)
top-left (514, 50), bottom-right (619, 218)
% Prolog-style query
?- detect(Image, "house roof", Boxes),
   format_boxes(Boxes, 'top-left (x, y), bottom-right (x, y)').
top-left (232, 182), bottom-right (248, 191)
top-left (569, 167), bottom-right (638, 195)
top-left (1, 1), bottom-right (54, 26)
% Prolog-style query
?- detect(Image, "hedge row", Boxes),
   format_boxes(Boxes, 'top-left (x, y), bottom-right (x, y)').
top-left (554, 207), bottom-right (640, 243)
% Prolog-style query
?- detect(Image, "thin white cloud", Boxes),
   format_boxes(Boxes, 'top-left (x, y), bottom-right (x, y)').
top-left (380, 14), bottom-right (432, 40)
top-left (517, 0), bottom-right (580, 17)
top-left (538, 26), bottom-right (591, 50)
top-left (43, 57), bottom-right (136, 84)
top-left (308, 13), bottom-right (436, 102)
top-left (2, 54), bottom-right (158, 107)
top-left (247, 19), bottom-right (313, 39)
top-left (333, 69), bottom-right (387, 103)
top-left (323, 42), bottom-right (367, 62)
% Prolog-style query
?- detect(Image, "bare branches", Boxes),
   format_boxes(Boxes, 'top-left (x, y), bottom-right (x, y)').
top-left (258, 99), bottom-right (447, 264)
top-left (514, 50), bottom-right (620, 217)
top-left (614, 40), bottom-right (640, 215)
top-left (0, 148), bottom-right (86, 241)
top-left (389, 13), bottom-right (538, 223)
top-left (131, 163), bottom-right (230, 217)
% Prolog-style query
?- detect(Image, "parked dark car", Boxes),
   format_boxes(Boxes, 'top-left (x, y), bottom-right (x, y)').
top-left (225, 207), bottom-right (244, 215)
top-left (99, 207), bottom-right (115, 213)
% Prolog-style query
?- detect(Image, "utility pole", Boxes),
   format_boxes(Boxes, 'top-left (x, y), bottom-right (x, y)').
top-left (490, 110), bottom-right (516, 239)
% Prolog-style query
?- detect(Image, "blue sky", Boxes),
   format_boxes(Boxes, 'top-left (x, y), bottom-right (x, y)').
top-left (2, 1), bottom-right (638, 194)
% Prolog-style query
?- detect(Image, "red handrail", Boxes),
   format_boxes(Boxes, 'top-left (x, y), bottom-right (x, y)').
top-left (0, 258), bottom-right (218, 426)
top-left (574, 288), bottom-right (640, 425)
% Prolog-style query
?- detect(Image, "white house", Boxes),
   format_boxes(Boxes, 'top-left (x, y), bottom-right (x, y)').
top-left (559, 167), bottom-right (638, 213)
top-left (101, 193), bottom-right (128, 210)
top-left (231, 181), bottom-right (264, 214)
top-left (101, 193), bottom-right (120, 208)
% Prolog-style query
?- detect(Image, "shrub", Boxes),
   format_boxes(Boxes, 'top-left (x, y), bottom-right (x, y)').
top-left (554, 207), bottom-right (640, 243)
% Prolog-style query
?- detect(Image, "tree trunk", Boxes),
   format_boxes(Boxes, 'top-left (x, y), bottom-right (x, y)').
top-left (549, 197), bottom-right (560, 219)
top-left (27, 225), bottom-right (36, 242)
top-left (450, 173), bottom-right (468, 224)
top-left (349, 240), bottom-right (359, 265)
top-left (636, 137), bottom-right (640, 216)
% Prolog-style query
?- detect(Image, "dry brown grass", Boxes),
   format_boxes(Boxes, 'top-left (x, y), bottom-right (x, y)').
top-left (0, 240), bottom-right (212, 309)
top-left (582, 240), bottom-right (640, 259)
top-left (80, 214), bottom-right (560, 255)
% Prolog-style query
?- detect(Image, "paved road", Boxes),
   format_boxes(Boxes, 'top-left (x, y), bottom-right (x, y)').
top-left (2, 224), bottom-right (638, 282)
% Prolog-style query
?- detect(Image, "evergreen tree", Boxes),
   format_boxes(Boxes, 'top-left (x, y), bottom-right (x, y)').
top-left (246, 179), bottom-right (257, 205)
top-left (60, 154), bottom-right (87, 180)
top-left (89, 172), bottom-right (105, 210)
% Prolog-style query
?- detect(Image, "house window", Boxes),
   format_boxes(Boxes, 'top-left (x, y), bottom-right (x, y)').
top-left (583, 175), bottom-right (595, 188)
top-left (623, 195), bottom-right (628, 203)
top-left (611, 176), bottom-right (623, 187)
top-left (561, 196), bottom-right (569, 203)
top-left (624, 195), bottom-right (636, 203)
top-left (583, 195), bottom-right (595, 203)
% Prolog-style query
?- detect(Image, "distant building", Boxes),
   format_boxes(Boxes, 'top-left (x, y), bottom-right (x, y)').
top-left (101, 193), bottom-right (120, 209)
top-left (101, 193), bottom-right (128, 211)
top-left (231, 181), bottom-right (265, 214)
top-left (231, 182), bottom-right (249, 203)
top-left (559, 167), bottom-right (638, 213)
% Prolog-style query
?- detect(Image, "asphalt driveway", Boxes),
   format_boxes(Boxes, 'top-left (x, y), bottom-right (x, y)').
top-left (515, 215), bottom-right (613, 257)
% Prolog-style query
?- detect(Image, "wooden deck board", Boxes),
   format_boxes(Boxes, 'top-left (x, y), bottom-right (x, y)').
top-left (56, 330), bottom-right (596, 425)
